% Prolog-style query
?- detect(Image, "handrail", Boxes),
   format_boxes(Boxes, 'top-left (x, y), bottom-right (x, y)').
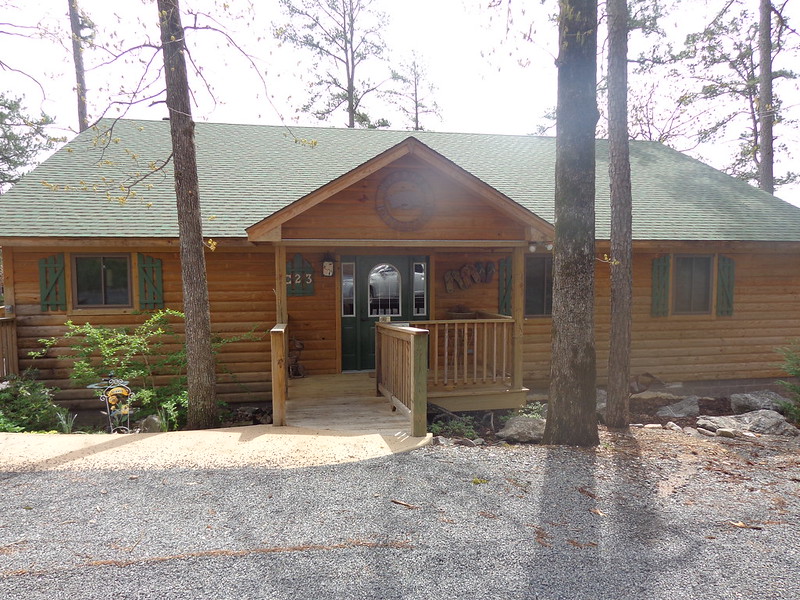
top-left (410, 318), bottom-right (513, 388)
top-left (0, 316), bottom-right (19, 378)
top-left (375, 322), bottom-right (428, 437)
top-left (270, 322), bottom-right (288, 426)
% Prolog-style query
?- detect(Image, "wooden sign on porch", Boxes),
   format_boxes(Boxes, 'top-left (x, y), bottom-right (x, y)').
top-left (286, 253), bottom-right (315, 296)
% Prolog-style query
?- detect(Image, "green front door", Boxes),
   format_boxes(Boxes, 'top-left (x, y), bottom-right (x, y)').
top-left (341, 255), bottom-right (429, 371)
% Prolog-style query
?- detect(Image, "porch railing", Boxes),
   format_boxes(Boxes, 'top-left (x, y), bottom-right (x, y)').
top-left (270, 322), bottom-right (288, 426)
top-left (410, 313), bottom-right (513, 387)
top-left (0, 317), bottom-right (19, 378)
top-left (375, 322), bottom-right (428, 437)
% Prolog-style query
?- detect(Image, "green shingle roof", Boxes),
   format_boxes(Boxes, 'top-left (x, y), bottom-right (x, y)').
top-left (2, 118), bottom-right (799, 241)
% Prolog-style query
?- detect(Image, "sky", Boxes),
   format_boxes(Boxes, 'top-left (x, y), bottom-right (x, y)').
top-left (2, 0), bottom-right (799, 204)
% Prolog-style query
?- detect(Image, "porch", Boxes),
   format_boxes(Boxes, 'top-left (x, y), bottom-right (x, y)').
top-left (273, 315), bottom-right (528, 437)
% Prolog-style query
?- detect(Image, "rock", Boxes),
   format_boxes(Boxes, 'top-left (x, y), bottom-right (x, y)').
top-left (643, 423), bottom-right (663, 429)
top-left (431, 435), bottom-right (454, 446)
top-left (630, 423), bottom-right (644, 428)
top-left (497, 416), bottom-right (546, 443)
top-left (666, 421), bottom-right (683, 432)
top-left (716, 428), bottom-right (737, 438)
top-left (139, 414), bottom-right (162, 433)
top-left (656, 396), bottom-right (700, 418)
top-left (697, 410), bottom-right (799, 437)
top-left (456, 438), bottom-right (477, 447)
top-left (682, 427), bottom-right (702, 437)
top-left (473, 438), bottom-right (485, 446)
top-left (730, 391), bottom-right (788, 414)
top-left (697, 427), bottom-right (715, 436)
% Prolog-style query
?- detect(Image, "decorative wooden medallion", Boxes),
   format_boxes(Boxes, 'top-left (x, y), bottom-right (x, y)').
top-left (375, 170), bottom-right (433, 231)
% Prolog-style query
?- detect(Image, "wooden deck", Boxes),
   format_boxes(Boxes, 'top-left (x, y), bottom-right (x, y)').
top-left (286, 371), bottom-right (526, 435)
top-left (287, 373), bottom-right (414, 435)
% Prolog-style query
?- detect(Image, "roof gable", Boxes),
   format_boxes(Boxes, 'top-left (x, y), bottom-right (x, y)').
top-left (246, 137), bottom-right (553, 243)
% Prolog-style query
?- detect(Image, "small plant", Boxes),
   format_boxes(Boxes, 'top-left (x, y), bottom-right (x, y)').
top-left (55, 409), bottom-right (78, 434)
top-left (429, 415), bottom-right (477, 439)
top-left (0, 370), bottom-right (62, 432)
top-left (776, 343), bottom-right (800, 425)
top-left (518, 401), bottom-right (547, 420)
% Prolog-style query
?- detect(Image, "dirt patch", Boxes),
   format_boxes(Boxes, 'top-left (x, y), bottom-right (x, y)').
top-left (629, 395), bottom-right (732, 428)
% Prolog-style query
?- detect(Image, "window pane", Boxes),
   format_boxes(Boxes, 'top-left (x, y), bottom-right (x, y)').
top-left (342, 262), bottom-right (355, 316)
top-left (413, 262), bottom-right (426, 316)
top-left (103, 257), bottom-right (130, 305)
top-left (525, 256), bottom-right (553, 316)
top-left (369, 263), bottom-right (401, 316)
top-left (674, 256), bottom-right (712, 314)
top-left (75, 257), bottom-right (103, 306)
top-left (74, 255), bottom-right (130, 307)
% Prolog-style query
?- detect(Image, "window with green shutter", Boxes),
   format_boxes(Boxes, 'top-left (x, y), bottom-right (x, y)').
top-left (716, 255), bottom-right (735, 317)
top-left (651, 255), bottom-right (670, 317)
top-left (39, 254), bottom-right (67, 311)
top-left (138, 254), bottom-right (164, 309)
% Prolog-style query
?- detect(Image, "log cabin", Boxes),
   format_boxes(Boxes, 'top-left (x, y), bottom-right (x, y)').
top-left (2, 119), bottom-right (800, 434)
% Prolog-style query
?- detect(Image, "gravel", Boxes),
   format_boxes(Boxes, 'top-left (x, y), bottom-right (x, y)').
top-left (1, 430), bottom-right (798, 599)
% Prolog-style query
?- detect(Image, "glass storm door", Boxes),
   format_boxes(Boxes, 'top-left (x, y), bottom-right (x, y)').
top-left (340, 255), bottom-right (428, 371)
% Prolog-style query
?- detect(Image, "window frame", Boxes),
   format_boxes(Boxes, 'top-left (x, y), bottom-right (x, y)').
top-left (671, 254), bottom-right (713, 316)
top-left (71, 253), bottom-right (133, 309)
top-left (524, 254), bottom-right (553, 317)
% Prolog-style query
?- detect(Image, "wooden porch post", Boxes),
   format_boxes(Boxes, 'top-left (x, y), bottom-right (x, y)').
top-left (512, 245), bottom-right (525, 390)
top-left (272, 244), bottom-right (288, 426)
top-left (411, 329), bottom-right (428, 437)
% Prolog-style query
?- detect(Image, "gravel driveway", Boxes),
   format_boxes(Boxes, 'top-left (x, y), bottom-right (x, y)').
top-left (1, 428), bottom-right (798, 599)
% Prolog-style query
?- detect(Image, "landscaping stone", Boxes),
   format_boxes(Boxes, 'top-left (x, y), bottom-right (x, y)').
top-left (643, 424), bottom-right (663, 429)
top-left (456, 438), bottom-right (477, 447)
top-left (139, 414), bottom-right (162, 433)
top-left (497, 416), bottom-right (546, 443)
top-left (431, 435), bottom-right (454, 446)
top-left (730, 390), bottom-right (788, 414)
top-left (716, 428), bottom-right (737, 439)
top-left (656, 396), bottom-right (700, 418)
top-left (696, 410), bottom-right (800, 437)
top-left (666, 421), bottom-right (683, 432)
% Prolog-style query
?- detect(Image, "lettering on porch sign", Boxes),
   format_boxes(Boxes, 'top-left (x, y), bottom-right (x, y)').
top-left (286, 253), bottom-right (315, 296)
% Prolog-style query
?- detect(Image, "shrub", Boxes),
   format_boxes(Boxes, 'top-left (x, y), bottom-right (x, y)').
top-left (0, 370), bottom-right (61, 431)
top-left (429, 415), bottom-right (477, 439)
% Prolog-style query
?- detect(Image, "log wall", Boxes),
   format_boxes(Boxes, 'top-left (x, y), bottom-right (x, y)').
top-left (523, 243), bottom-right (800, 389)
top-left (8, 246), bottom-right (275, 408)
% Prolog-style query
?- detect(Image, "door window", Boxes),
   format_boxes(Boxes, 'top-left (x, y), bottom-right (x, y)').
top-left (368, 263), bottom-right (401, 316)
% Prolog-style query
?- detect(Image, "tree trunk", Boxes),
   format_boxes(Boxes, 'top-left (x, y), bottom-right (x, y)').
top-left (604, 0), bottom-right (633, 430)
top-left (758, 0), bottom-right (774, 194)
top-left (157, 0), bottom-right (218, 429)
top-left (543, 0), bottom-right (600, 447)
top-left (67, 0), bottom-right (89, 132)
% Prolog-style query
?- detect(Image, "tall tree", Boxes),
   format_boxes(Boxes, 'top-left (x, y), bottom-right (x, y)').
top-left (389, 54), bottom-right (440, 131)
top-left (758, 0), bottom-right (774, 193)
top-left (604, 0), bottom-right (633, 430)
top-left (631, 0), bottom-right (797, 189)
top-left (543, 0), bottom-right (600, 447)
top-left (0, 94), bottom-right (58, 192)
top-left (67, 0), bottom-right (93, 132)
top-left (156, 0), bottom-right (218, 429)
top-left (275, 0), bottom-right (389, 128)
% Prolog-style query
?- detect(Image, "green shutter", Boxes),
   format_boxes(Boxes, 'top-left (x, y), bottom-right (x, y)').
top-left (651, 255), bottom-right (670, 317)
top-left (498, 257), bottom-right (512, 316)
top-left (138, 253), bottom-right (164, 309)
top-left (287, 253), bottom-right (314, 297)
top-left (39, 254), bottom-right (66, 311)
top-left (716, 255), bottom-right (735, 317)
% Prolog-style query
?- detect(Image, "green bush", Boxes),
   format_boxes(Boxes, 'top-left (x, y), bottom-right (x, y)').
top-left (35, 310), bottom-right (190, 431)
top-left (777, 343), bottom-right (800, 425)
top-left (429, 415), bottom-right (477, 439)
top-left (0, 370), bottom-right (62, 432)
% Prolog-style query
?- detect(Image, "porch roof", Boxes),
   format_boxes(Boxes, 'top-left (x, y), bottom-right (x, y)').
top-left (2, 118), bottom-right (800, 242)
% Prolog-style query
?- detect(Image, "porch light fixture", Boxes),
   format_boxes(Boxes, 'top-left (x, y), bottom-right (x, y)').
top-left (545, 242), bottom-right (554, 251)
top-left (528, 242), bottom-right (537, 253)
top-left (321, 252), bottom-right (335, 277)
